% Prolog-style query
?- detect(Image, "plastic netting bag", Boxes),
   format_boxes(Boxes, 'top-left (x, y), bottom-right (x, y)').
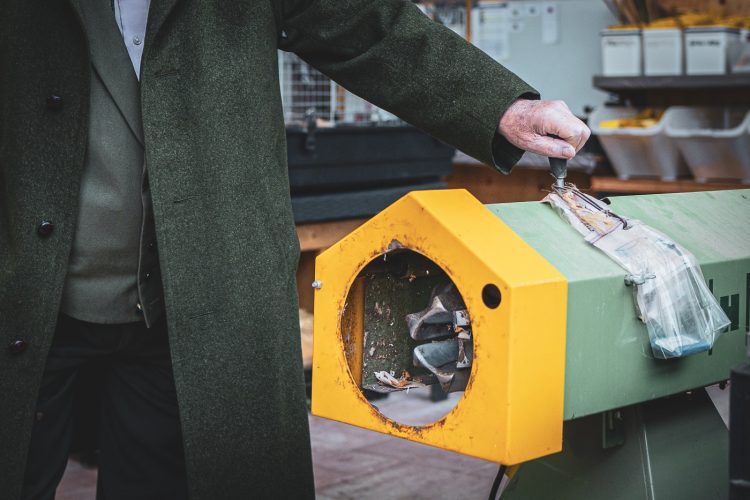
top-left (544, 186), bottom-right (730, 359)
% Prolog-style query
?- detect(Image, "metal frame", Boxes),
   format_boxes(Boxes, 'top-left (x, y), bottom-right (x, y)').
top-left (278, 51), bottom-right (400, 127)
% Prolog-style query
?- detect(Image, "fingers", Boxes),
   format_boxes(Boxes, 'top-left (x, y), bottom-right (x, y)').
top-left (558, 116), bottom-right (589, 151)
top-left (543, 100), bottom-right (591, 153)
top-left (498, 98), bottom-right (591, 158)
top-left (526, 135), bottom-right (576, 159)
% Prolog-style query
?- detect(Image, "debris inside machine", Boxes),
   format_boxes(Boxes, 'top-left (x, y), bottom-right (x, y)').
top-left (375, 282), bottom-right (473, 393)
top-left (373, 370), bottom-right (425, 389)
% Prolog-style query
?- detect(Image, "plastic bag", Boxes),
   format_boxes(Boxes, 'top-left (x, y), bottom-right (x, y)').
top-left (544, 186), bottom-right (730, 359)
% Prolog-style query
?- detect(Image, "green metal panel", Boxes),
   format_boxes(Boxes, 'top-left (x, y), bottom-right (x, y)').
top-left (488, 189), bottom-right (750, 420)
top-left (502, 391), bottom-right (729, 500)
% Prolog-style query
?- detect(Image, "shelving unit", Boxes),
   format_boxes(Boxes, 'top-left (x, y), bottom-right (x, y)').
top-left (593, 74), bottom-right (750, 92)
top-left (592, 73), bottom-right (750, 106)
top-left (591, 73), bottom-right (749, 190)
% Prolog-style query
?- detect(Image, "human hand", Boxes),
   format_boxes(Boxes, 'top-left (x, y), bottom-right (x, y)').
top-left (498, 99), bottom-right (591, 160)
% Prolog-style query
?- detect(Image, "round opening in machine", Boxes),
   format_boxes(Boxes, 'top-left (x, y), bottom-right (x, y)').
top-left (482, 283), bottom-right (502, 309)
top-left (340, 248), bottom-right (473, 426)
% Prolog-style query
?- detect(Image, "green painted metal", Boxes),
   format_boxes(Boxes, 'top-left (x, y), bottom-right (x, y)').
top-left (488, 189), bottom-right (750, 420)
top-left (502, 391), bottom-right (729, 500)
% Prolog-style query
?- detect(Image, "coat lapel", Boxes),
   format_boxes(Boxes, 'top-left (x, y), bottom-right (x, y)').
top-left (69, 0), bottom-right (144, 146)
top-left (144, 0), bottom-right (182, 52)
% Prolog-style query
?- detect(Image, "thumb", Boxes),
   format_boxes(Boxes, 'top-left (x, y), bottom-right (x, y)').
top-left (527, 135), bottom-right (576, 159)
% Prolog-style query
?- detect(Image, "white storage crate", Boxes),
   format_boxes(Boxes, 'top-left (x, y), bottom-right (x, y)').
top-left (732, 29), bottom-right (750, 73)
top-left (643, 28), bottom-right (683, 75)
top-left (685, 27), bottom-right (741, 75)
top-left (601, 28), bottom-right (642, 76)
top-left (665, 107), bottom-right (750, 183)
top-left (590, 106), bottom-right (689, 180)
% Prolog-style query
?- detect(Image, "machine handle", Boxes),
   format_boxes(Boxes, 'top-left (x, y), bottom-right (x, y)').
top-left (549, 157), bottom-right (567, 189)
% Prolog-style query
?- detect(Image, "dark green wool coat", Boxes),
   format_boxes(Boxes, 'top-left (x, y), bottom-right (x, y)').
top-left (0, 0), bottom-right (537, 497)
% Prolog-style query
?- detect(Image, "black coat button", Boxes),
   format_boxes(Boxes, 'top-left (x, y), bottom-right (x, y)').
top-left (37, 220), bottom-right (54, 237)
top-left (46, 95), bottom-right (64, 110)
top-left (8, 339), bottom-right (28, 354)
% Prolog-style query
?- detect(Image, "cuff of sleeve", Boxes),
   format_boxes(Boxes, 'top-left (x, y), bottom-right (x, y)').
top-left (490, 91), bottom-right (540, 174)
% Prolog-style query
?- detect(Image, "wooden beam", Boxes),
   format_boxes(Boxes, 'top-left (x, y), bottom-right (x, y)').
top-left (447, 162), bottom-right (592, 204)
top-left (295, 218), bottom-right (367, 313)
top-left (296, 218), bottom-right (368, 252)
top-left (591, 176), bottom-right (746, 195)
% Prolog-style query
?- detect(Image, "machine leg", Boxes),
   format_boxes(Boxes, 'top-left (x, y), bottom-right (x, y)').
top-left (730, 363), bottom-right (750, 500)
top-left (502, 391), bottom-right (728, 500)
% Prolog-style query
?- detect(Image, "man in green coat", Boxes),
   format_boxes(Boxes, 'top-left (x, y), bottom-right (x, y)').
top-left (0, 0), bottom-right (589, 497)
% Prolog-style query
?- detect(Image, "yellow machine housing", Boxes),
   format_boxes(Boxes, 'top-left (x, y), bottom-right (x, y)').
top-left (311, 189), bottom-right (568, 465)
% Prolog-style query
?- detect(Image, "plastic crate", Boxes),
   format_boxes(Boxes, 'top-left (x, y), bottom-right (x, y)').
top-left (643, 28), bottom-right (683, 76)
top-left (665, 107), bottom-right (750, 183)
top-left (286, 125), bottom-right (454, 194)
top-left (601, 28), bottom-right (642, 77)
top-left (590, 106), bottom-right (689, 180)
top-left (685, 27), bottom-right (742, 75)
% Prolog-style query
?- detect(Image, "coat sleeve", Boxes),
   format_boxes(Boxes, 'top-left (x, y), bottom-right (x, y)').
top-left (275, 0), bottom-right (539, 173)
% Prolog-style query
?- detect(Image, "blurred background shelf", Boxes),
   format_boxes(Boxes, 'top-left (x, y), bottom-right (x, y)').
top-left (593, 74), bottom-right (750, 92)
top-left (593, 74), bottom-right (750, 106)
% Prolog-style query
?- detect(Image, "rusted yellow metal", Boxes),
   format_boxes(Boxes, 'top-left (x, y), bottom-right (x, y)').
top-left (341, 277), bottom-right (365, 385)
top-left (311, 189), bottom-right (568, 465)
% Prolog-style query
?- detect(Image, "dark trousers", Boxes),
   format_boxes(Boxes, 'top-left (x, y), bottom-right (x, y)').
top-left (21, 314), bottom-right (188, 500)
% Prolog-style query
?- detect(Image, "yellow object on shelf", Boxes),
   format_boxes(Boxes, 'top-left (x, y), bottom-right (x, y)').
top-left (599, 108), bottom-right (664, 129)
top-left (721, 16), bottom-right (750, 29)
top-left (645, 10), bottom-right (750, 30)
top-left (607, 24), bottom-right (641, 30)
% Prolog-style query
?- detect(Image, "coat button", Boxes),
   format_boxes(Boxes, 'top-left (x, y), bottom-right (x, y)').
top-left (46, 95), bottom-right (64, 110)
top-left (8, 338), bottom-right (28, 354)
top-left (37, 220), bottom-right (54, 237)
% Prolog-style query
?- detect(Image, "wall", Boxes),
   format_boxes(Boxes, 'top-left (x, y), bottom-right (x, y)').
top-left (471, 0), bottom-right (618, 116)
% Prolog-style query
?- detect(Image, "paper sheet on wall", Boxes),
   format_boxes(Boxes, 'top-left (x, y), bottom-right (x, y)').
top-left (473, 5), bottom-right (511, 61)
top-left (541, 2), bottom-right (560, 44)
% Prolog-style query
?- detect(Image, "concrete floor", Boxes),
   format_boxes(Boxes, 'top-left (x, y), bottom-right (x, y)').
top-left (56, 389), bottom-right (501, 499)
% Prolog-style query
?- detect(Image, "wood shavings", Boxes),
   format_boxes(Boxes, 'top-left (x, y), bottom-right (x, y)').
top-left (557, 185), bottom-right (621, 236)
top-left (374, 370), bottom-right (421, 389)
